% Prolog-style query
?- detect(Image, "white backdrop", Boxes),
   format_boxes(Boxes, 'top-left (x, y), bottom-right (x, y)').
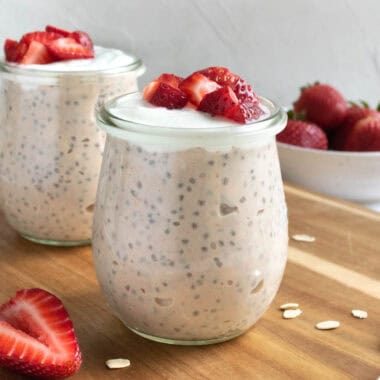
top-left (1, 0), bottom-right (380, 107)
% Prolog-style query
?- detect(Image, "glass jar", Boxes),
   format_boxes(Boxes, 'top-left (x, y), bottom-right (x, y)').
top-left (0, 56), bottom-right (144, 246)
top-left (93, 93), bottom-right (288, 345)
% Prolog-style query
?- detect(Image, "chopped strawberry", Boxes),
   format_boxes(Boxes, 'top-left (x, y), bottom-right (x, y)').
top-left (69, 31), bottom-right (94, 52)
top-left (225, 100), bottom-right (264, 123)
top-left (179, 72), bottom-right (221, 106)
top-left (294, 83), bottom-right (347, 130)
top-left (276, 120), bottom-right (328, 150)
top-left (45, 25), bottom-right (70, 37)
top-left (198, 66), bottom-right (239, 88)
top-left (198, 86), bottom-right (238, 116)
top-left (343, 115), bottom-right (380, 151)
top-left (233, 77), bottom-right (259, 103)
top-left (3, 39), bottom-right (19, 62)
top-left (19, 41), bottom-right (54, 64)
top-left (46, 37), bottom-right (94, 60)
top-left (156, 73), bottom-right (183, 88)
top-left (0, 288), bottom-right (82, 379)
top-left (20, 31), bottom-right (63, 47)
top-left (143, 80), bottom-right (160, 101)
top-left (148, 82), bottom-right (188, 109)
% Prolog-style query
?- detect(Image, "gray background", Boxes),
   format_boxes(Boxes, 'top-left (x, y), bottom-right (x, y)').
top-left (1, 0), bottom-right (380, 106)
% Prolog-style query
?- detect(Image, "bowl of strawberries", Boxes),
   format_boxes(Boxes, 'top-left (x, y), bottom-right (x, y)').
top-left (276, 83), bottom-right (380, 211)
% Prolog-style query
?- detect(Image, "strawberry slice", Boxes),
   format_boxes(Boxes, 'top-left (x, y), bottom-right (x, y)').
top-left (20, 31), bottom-right (63, 47)
top-left (156, 73), bottom-right (183, 88)
top-left (0, 288), bottom-right (82, 379)
top-left (3, 39), bottom-right (19, 62)
top-left (46, 37), bottom-right (94, 59)
top-left (198, 86), bottom-right (239, 116)
top-left (232, 77), bottom-right (259, 103)
top-left (19, 41), bottom-right (54, 64)
top-left (145, 82), bottom-right (188, 109)
top-left (197, 66), bottom-right (239, 88)
top-left (69, 31), bottom-right (94, 52)
top-left (179, 72), bottom-right (221, 106)
top-left (225, 100), bottom-right (264, 123)
top-left (45, 25), bottom-right (70, 37)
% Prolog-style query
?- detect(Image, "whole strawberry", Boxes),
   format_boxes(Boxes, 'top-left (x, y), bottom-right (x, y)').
top-left (276, 120), bottom-right (328, 150)
top-left (331, 105), bottom-right (380, 150)
top-left (343, 115), bottom-right (380, 151)
top-left (294, 83), bottom-right (347, 130)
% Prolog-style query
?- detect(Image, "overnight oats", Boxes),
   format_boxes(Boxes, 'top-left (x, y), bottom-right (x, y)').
top-left (0, 25), bottom-right (144, 245)
top-left (93, 67), bottom-right (288, 344)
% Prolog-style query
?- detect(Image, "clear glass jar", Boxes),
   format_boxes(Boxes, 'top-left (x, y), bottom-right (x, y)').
top-left (0, 57), bottom-right (144, 246)
top-left (93, 93), bottom-right (288, 345)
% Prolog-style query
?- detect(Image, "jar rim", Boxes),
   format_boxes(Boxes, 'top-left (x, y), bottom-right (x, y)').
top-left (97, 92), bottom-right (287, 140)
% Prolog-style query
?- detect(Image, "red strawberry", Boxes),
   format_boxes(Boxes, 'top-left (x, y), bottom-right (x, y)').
top-left (155, 73), bottom-right (183, 88)
top-left (45, 25), bottom-right (70, 37)
top-left (179, 72), bottom-right (221, 106)
top-left (225, 100), bottom-right (264, 123)
top-left (0, 288), bottom-right (82, 379)
top-left (294, 83), bottom-right (347, 130)
top-left (343, 115), bottom-right (380, 151)
top-left (198, 86), bottom-right (238, 116)
top-left (232, 77), bottom-right (259, 103)
top-left (19, 41), bottom-right (54, 64)
top-left (20, 31), bottom-right (63, 47)
top-left (46, 37), bottom-right (94, 59)
top-left (69, 31), bottom-right (94, 52)
top-left (331, 105), bottom-right (380, 150)
top-left (276, 120), bottom-right (328, 149)
top-left (147, 82), bottom-right (188, 109)
top-left (3, 39), bottom-right (19, 62)
top-left (198, 66), bottom-right (239, 88)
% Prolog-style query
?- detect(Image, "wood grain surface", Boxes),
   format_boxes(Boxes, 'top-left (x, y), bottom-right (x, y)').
top-left (0, 184), bottom-right (379, 380)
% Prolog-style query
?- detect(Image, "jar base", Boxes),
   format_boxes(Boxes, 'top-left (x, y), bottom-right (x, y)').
top-left (20, 233), bottom-right (91, 247)
top-left (127, 326), bottom-right (245, 346)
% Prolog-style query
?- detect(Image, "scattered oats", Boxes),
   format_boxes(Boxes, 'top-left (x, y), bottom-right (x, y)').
top-left (105, 358), bottom-right (131, 369)
top-left (291, 234), bottom-right (316, 242)
top-left (280, 303), bottom-right (299, 310)
top-left (283, 308), bottom-right (303, 319)
top-left (315, 320), bottom-right (340, 330)
top-left (351, 309), bottom-right (368, 319)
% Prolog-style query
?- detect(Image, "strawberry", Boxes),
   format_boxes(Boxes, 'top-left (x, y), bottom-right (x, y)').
top-left (146, 82), bottom-right (188, 109)
top-left (232, 77), bottom-right (259, 103)
top-left (331, 105), bottom-right (380, 150)
top-left (46, 37), bottom-right (94, 59)
top-left (343, 115), bottom-right (380, 151)
top-left (198, 66), bottom-right (239, 88)
top-left (20, 31), bottom-right (63, 47)
top-left (69, 31), bottom-right (94, 52)
top-left (0, 288), bottom-right (82, 379)
top-left (198, 86), bottom-right (238, 116)
top-left (179, 72), bottom-right (221, 106)
top-left (155, 73), bottom-right (183, 88)
top-left (3, 39), bottom-right (19, 62)
top-left (225, 100), bottom-right (264, 123)
top-left (45, 25), bottom-right (70, 37)
top-left (276, 120), bottom-right (328, 149)
top-left (19, 41), bottom-right (54, 64)
top-left (294, 83), bottom-right (347, 130)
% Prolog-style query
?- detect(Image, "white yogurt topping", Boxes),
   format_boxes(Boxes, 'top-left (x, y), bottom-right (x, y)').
top-left (106, 93), bottom-right (269, 129)
top-left (3, 46), bottom-right (137, 72)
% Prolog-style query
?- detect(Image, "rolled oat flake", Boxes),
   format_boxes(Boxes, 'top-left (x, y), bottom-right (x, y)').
top-left (105, 358), bottom-right (131, 369)
top-left (291, 234), bottom-right (316, 242)
top-left (351, 309), bottom-right (368, 319)
top-left (315, 320), bottom-right (340, 330)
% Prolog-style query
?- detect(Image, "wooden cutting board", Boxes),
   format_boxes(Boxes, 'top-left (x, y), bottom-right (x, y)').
top-left (0, 184), bottom-right (379, 380)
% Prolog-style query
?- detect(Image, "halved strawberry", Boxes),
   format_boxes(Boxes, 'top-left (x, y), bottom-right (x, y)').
top-left (0, 288), bottom-right (82, 379)
top-left (233, 77), bottom-right (259, 103)
top-left (179, 72), bottom-right (221, 106)
top-left (46, 37), bottom-right (94, 60)
top-left (147, 82), bottom-right (188, 109)
top-left (69, 31), bottom-right (94, 52)
top-left (225, 100), bottom-right (264, 123)
top-left (198, 86), bottom-right (238, 116)
top-left (20, 31), bottom-right (63, 47)
top-left (156, 73), bottom-right (183, 88)
top-left (19, 41), bottom-right (54, 64)
top-left (3, 39), bottom-right (19, 62)
top-left (45, 25), bottom-right (70, 37)
top-left (198, 66), bottom-right (239, 88)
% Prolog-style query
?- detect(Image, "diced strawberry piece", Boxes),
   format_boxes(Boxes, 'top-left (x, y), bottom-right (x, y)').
top-left (143, 80), bottom-right (159, 101)
top-left (20, 31), bottom-right (63, 46)
top-left (232, 77), bottom-right (259, 103)
top-left (46, 37), bottom-right (94, 60)
top-left (156, 73), bottom-right (183, 88)
top-left (45, 25), bottom-right (70, 37)
top-left (0, 288), bottom-right (82, 379)
top-left (198, 86), bottom-right (238, 116)
top-left (69, 31), bottom-right (94, 52)
top-left (3, 39), bottom-right (19, 62)
top-left (148, 82), bottom-right (188, 109)
top-left (198, 66), bottom-right (239, 88)
top-left (179, 72), bottom-right (221, 106)
top-left (225, 100), bottom-right (264, 123)
top-left (19, 41), bottom-right (54, 64)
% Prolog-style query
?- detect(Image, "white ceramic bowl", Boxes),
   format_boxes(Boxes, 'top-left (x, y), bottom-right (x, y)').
top-left (277, 142), bottom-right (380, 211)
